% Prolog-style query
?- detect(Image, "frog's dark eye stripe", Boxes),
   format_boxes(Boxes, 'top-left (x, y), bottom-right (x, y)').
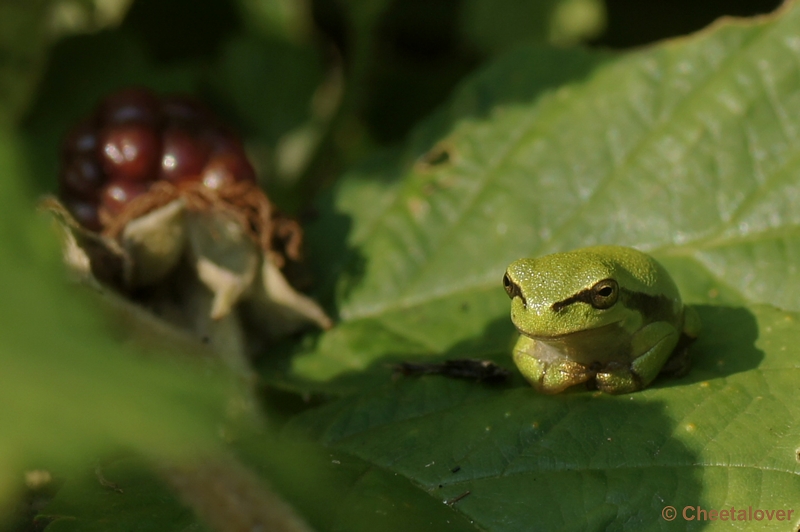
top-left (551, 278), bottom-right (619, 312)
top-left (551, 290), bottom-right (591, 312)
top-left (503, 273), bottom-right (526, 306)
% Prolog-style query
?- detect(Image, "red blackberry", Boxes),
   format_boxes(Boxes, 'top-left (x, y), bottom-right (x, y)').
top-left (159, 127), bottom-right (209, 183)
top-left (58, 88), bottom-right (258, 230)
top-left (99, 87), bottom-right (160, 126)
top-left (161, 95), bottom-right (211, 130)
top-left (99, 123), bottom-right (161, 182)
top-left (59, 156), bottom-right (105, 199)
top-left (202, 151), bottom-right (256, 190)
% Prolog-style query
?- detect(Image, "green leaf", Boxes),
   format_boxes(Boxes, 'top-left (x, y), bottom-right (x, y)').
top-left (38, 458), bottom-right (209, 532)
top-left (233, 434), bottom-right (478, 532)
top-left (254, 4), bottom-right (800, 530)
top-left (284, 305), bottom-right (799, 531)
top-left (208, 34), bottom-right (323, 144)
top-left (0, 130), bottom-right (235, 500)
top-left (0, 0), bottom-right (52, 125)
top-left (281, 2), bottom-right (800, 387)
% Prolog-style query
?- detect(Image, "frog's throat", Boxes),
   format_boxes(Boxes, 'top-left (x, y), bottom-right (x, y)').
top-left (519, 320), bottom-right (629, 366)
top-left (515, 320), bottom-right (623, 341)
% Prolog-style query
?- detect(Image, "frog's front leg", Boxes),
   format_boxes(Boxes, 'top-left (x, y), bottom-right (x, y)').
top-left (595, 322), bottom-right (679, 394)
top-left (513, 335), bottom-right (592, 394)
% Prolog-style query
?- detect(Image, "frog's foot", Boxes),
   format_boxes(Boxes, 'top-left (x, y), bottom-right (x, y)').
top-left (594, 362), bottom-right (641, 395)
top-left (659, 337), bottom-right (693, 378)
top-left (513, 336), bottom-right (592, 394)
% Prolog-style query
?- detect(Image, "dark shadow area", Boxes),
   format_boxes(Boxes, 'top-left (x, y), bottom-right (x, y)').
top-left (256, 312), bottom-right (522, 403)
top-left (256, 384), bottom-right (329, 430)
top-left (121, 0), bottom-right (240, 62)
top-left (311, 0), bottom-right (482, 143)
top-left (592, 0), bottom-right (783, 49)
top-left (652, 305), bottom-right (762, 391)
top-left (362, 0), bottom-right (481, 142)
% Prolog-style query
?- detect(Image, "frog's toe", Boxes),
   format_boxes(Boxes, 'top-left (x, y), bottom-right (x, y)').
top-left (659, 345), bottom-right (692, 377)
top-left (595, 364), bottom-right (641, 395)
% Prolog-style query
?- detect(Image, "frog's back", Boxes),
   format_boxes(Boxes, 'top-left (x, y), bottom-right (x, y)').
top-left (577, 245), bottom-right (680, 300)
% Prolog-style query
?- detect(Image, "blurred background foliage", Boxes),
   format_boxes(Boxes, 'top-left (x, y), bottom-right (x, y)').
top-left (11, 0), bottom-right (784, 207)
top-left (0, 0), bottom-right (789, 530)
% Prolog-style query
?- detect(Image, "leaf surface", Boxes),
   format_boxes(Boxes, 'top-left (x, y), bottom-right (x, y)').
top-left (284, 3), bottom-right (800, 386)
top-left (281, 304), bottom-right (799, 530)
top-left (39, 458), bottom-right (209, 532)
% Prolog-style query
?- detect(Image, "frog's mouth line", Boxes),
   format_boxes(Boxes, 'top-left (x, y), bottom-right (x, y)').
top-left (515, 320), bottom-right (624, 341)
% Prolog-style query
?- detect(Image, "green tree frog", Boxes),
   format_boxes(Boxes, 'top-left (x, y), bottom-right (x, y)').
top-left (503, 246), bottom-right (700, 394)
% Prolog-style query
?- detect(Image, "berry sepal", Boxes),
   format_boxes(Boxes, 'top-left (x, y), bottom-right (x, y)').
top-left (41, 182), bottom-right (332, 357)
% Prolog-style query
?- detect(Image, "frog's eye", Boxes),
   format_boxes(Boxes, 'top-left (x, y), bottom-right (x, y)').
top-left (590, 279), bottom-right (618, 309)
top-left (503, 273), bottom-right (524, 303)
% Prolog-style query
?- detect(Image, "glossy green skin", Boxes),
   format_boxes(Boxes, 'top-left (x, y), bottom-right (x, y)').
top-left (505, 246), bottom-right (700, 394)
